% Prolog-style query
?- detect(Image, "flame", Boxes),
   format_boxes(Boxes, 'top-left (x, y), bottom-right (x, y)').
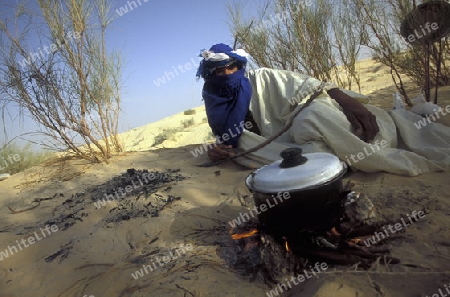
top-left (282, 236), bottom-right (290, 252)
top-left (231, 229), bottom-right (259, 240)
top-left (329, 227), bottom-right (341, 236)
top-left (350, 238), bottom-right (363, 244)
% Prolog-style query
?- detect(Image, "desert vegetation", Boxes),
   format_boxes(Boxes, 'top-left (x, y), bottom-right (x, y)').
top-left (182, 118), bottom-right (195, 128)
top-left (0, 0), bottom-right (123, 163)
top-left (152, 128), bottom-right (180, 146)
top-left (0, 143), bottom-right (50, 175)
top-left (183, 109), bottom-right (197, 115)
top-left (228, 0), bottom-right (450, 104)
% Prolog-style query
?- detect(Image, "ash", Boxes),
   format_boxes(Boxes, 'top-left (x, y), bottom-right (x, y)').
top-left (92, 168), bottom-right (184, 223)
top-left (20, 168), bottom-right (185, 233)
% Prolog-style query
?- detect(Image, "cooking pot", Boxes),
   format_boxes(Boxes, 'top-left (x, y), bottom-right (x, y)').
top-left (245, 147), bottom-right (347, 238)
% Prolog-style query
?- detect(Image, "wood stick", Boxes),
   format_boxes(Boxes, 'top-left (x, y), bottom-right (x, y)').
top-left (6, 201), bottom-right (40, 214)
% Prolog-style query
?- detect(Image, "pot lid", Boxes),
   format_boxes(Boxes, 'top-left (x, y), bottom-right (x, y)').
top-left (246, 147), bottom-right (346, 193)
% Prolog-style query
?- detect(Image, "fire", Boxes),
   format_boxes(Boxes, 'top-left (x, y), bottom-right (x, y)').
top-left (231, 228), bottom-right (259, 240)
top-left (282, 236), bottom-right (290, 252)
top-left (328, 227), bottom-right (341, 236)
top-left (350, 238), bottom-right (363, 244)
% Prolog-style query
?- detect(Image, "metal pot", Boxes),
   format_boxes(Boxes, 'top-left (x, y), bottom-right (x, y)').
top-left (245, 147), bottom-right (347, 237)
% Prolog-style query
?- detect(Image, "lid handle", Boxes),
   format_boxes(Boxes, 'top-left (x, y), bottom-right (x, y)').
top-left (279, 147), bottom-right (307, 168)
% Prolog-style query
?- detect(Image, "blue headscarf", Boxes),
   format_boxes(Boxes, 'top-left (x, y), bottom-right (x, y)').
top-left (197, 44), bottom-right (252, 147)
top-left (196, 43), bottom-right (249, 80)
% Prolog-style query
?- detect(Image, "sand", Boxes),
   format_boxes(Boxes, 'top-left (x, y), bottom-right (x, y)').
top-left (0, 59), bottom-right (450, 297)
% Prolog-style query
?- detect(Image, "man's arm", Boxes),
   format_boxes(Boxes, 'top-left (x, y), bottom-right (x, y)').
top-left (327, 88), bottom-right (380, 143)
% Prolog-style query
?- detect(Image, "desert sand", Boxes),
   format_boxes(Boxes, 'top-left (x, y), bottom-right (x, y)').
top-left (1, 59), bottom-right (450, 297)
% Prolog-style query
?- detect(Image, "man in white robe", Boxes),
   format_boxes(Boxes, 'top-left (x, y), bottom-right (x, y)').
top-left (197, 44), bottom-right (450, 176)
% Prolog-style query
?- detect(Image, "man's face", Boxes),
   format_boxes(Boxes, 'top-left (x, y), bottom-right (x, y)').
top-left (214, 63), bottom-right (238, 76)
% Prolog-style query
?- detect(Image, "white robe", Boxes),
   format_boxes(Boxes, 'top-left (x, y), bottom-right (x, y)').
top-left (235, 68), bottom-right (450, 176)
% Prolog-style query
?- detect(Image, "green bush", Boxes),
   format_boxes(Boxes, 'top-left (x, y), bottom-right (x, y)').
top-left (153, 128), bottom-right (180, 146)
top-left (183, 109), bottom-right (196, 115)
top-left (0, 143), bottom-right (50, 174)
top-left (181, 118), bottom-right (195, 128)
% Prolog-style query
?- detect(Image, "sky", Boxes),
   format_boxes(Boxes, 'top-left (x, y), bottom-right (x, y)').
top-left (1, 0), bottom-right (258, 148)
top-left (109, 0), bottom-right (241, 131)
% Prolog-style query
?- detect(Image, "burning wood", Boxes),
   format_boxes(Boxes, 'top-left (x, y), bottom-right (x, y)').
top-left (224, 190), bottom-right (401, 286)
top-left (282, 237), bottom-right (290, 252)
top-left (328, 227), bottom-right (341, 237)
top-left (231, 228), bottom-right (259, 240)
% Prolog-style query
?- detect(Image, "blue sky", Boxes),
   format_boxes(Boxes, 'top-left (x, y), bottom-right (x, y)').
top-left (110, 0), bottom-right (239, 131)
top-left (1, 0), bottom-right (256, 147)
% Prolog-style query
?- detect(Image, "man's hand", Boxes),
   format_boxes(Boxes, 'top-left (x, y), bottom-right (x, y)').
top-left (207, 144), bottom-right (234, 162)
top-left (327, 88), bottom-right (380, 143)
